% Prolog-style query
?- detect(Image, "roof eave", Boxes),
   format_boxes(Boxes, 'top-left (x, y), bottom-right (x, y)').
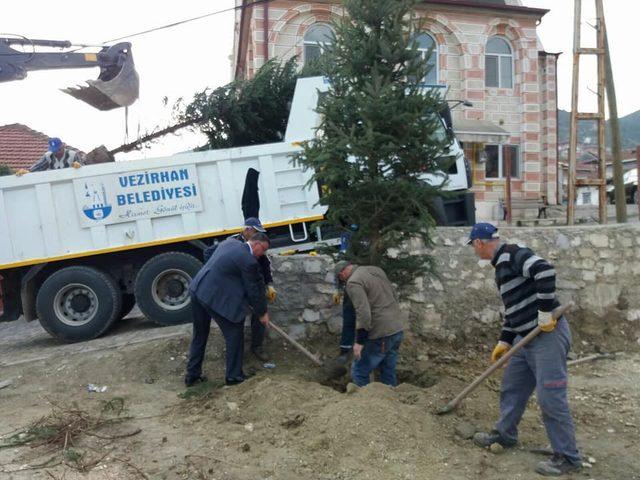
top-left (420, 1), bottom-right (549, 18)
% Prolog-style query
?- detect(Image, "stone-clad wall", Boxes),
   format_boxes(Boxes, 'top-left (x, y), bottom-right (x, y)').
top-left (268, 225), bottom-right (640, 345)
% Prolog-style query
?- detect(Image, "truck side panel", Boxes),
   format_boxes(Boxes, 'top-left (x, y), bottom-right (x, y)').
top-left (0, 142), bottom-right (325, 270)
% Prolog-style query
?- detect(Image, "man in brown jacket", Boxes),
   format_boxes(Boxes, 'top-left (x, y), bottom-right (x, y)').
top-left (334, 261), bottom-right (405, 387)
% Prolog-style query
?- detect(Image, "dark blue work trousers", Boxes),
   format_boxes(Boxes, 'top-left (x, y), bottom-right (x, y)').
top-left (339, 293), bottom-right (357, 352)
top-left (186, 295), bottom-right (246, 384)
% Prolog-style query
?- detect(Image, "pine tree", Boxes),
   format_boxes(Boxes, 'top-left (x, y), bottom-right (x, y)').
top-left (295, 0), bottom-right (454, 288)
top-left (179, 58), bottom-right (301, 149)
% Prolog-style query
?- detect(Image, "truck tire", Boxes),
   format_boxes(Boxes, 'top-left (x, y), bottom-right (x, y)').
top-left (36, 266), bottom-right (122, 342)
top-left (134, 252), bottom-right (202, 326)
top-left (118, 293), bottom-right (137, 321)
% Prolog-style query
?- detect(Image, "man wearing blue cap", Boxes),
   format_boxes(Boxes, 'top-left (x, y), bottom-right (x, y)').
top-left (468, 222), bottom-right (581, 477)
top-left (16, 137), bottom-right (85, 176)
top-left (203, 217), bottom-right (276, 362)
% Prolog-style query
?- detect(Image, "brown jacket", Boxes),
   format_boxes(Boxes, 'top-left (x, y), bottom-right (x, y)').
top-left (345, 265), bottom-right (405, 341)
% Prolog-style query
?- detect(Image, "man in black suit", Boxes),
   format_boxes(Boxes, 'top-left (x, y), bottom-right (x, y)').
top-left (203, 217), bottom-right (276, 361)
top-left (185, 233), bottom-right (271, 387)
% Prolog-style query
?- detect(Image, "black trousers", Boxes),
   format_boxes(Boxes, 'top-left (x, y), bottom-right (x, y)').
top-left (186, 295), bottom-right (245, 383)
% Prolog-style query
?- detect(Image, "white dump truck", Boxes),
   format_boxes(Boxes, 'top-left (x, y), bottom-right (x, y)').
top-left (0, 77), bottom-right (474, 341)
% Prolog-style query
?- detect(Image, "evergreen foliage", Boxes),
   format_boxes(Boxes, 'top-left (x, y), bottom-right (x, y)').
top-left (295, 0), bottom-right (454, 287)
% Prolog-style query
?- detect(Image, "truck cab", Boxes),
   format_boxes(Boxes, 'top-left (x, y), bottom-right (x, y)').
top-left (283, 76), bottom-right (475, 226)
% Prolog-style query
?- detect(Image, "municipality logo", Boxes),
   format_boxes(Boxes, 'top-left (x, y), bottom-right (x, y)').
top-left (82, 181), bottom-right (112, 221)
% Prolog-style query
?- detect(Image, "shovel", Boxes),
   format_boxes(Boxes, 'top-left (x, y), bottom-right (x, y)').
top-left (269, 321), bottom-right (347, 380)
top-left (437, 302), bottom-right (574, 415)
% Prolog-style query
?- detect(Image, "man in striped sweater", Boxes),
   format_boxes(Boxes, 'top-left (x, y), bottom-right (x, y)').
top-left (467, 223), bottom-right (581, 477)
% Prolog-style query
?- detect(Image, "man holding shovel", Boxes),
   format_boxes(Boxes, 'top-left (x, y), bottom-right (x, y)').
top-left (334, 261), bottom-right (404, 387)
top-left (468, 223), bottom-right (581, 476)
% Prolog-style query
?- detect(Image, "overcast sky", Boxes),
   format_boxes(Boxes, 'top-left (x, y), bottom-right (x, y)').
top-left (0, 0), bottom-right (634, 160)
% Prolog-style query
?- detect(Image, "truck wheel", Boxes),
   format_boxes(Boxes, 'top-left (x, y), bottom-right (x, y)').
top-left (118, 293), bottom-right (137, 321)
top-left (134, 252), bottom-right (202, 326)
top-left (36, 266), bottom-right (122, 342)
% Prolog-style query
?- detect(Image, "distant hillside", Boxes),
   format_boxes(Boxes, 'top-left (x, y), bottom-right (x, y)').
top-left (558, 109), bottom-right (640, 149)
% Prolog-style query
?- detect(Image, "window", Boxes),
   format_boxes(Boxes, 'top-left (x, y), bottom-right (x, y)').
top-left (303, 24), bottom-right (333, 65)
top-left (485, 37), bottom-right (513, 88)
top-left (485, 144), bottom-right (520, 179)
top-left (415, 32), bottom-right (438, 85)
top-left (582, 191), bottom-right (592, 205)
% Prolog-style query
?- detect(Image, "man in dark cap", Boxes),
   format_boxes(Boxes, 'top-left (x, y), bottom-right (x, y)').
top-left (467, 222), bottom-right (581, 477)
top-left (16, 137), bottom-right (85, 175)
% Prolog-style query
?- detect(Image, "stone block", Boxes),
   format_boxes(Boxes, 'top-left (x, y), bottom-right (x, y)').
top-left (307, 295), bottom-right (328, 307)
top-left (316, 283), bottom-right (336, 294)
top-left (588, 234), bottom-right (609, 248)
top-left (326, 316), bottom-right (343, 334)
top-left (582, 283), bottom-right (622, 312)
top-left (302, 309), bottom-right (320, 323)
top-left (287, 324), bottom-right (308, 341)
top-left (627, 310), bottom-right (640, 322)
top-left (303, 260), bottom-right (324, 274)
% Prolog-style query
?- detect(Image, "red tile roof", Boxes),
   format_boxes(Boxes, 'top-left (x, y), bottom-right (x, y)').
top-left (0, 124), bottom-right (50, 170)
top-left (0, 124), bottom-right (83, 171)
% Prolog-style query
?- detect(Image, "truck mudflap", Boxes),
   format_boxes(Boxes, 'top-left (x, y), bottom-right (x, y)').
top-left (430, 191), bottom-right (476, 227)
top-left (0, 270), bottom-right (22, 322)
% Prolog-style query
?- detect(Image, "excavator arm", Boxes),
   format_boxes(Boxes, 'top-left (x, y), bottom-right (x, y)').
top-left (0, 38), bottom-right (139, 111)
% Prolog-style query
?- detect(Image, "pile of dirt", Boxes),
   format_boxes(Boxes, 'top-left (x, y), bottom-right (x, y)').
top-left (171, 373), bottom-right (503, 479)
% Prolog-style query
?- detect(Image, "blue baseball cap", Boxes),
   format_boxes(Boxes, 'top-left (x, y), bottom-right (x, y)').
top-left (244, 217), bottom-right (266, 233)
top-left (467, 222), bottom-right (499, 245)
top-left (48, 137), bottom-right (63, 152)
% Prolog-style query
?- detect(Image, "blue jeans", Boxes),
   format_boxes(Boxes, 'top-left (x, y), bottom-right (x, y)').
top-left (352, 331), bottom-right (403, 387)
top-left (340, 293), bottom-right (356, 352)
top-left (495, 317), bottom-right (581, 464)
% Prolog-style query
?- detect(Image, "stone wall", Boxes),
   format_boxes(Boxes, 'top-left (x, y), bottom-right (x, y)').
top-left (268, 225), bottom-right (640, 346)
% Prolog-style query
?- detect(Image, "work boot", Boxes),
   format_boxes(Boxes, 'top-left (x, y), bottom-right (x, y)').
top-left (251, 345), bottom-right (270, 362)
top-left (224, 377), bottom-right (245, 387)
top-left (473, 430), bottom-right (517, 448)
top-left (184, 375), bottom-right (207, 387)
top-left (535, 454), bottom-right (581, 476)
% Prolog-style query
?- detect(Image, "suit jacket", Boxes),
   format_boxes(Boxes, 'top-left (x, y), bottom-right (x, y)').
top-left (190, 238), bottom-right (267, 323)
top-left (203, 233), bottom-right (273, 284)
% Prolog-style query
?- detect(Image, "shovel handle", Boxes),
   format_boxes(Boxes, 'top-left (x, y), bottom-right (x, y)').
top-left (269, 321), bottom-right (324, 367)
top-left (438, 302), bottom-right (574, 414)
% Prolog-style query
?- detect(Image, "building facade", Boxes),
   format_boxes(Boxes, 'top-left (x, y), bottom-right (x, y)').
top-left (233, 0), bottom-right (559, 220)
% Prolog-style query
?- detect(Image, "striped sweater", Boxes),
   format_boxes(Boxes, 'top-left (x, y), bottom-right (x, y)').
top-left (491, 243), bottom-right (560, 345)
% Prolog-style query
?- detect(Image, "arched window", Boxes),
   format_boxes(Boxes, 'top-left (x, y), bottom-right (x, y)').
top-left (415, 32), bottom-right (438, 85)
top-left (303, 24), bottom-right (333, 65)
top-left (485, 37), bottom-right (513, 88)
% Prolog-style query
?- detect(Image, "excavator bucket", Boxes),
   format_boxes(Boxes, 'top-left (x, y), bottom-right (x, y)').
top-left (61, 43), bottom-right (139, 111)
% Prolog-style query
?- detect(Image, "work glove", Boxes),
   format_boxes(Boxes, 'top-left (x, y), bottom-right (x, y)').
top-left (538, 310), bottom-right (556, 332)
top-left (332, 292), bottom-right (342, 306)
top-left (266, 285), bottom-right (277, 303)
top-left (15, 168), bottom-right (29, 177)
top-left (491, 341), bottom-right (511, 363)
top-left (71, 161), bottom-right (82, 169)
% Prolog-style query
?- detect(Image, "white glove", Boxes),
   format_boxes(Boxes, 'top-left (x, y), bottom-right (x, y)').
top-left (538, 310), bottom-right (556, 332)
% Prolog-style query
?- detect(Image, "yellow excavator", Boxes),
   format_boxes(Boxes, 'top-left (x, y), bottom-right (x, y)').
top-left (0, 37), bottom-right (139, 111)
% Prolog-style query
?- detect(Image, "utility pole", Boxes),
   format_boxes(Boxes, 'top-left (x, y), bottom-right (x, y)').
top-left (567, 0), bottom-right (608, 225)
top-left (603, 22), bottom-right (626, 222)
